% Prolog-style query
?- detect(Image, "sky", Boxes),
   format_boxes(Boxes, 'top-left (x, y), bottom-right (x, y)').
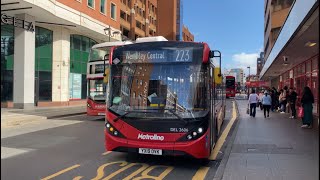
top-left (183, 0), bottom-right (264, 76)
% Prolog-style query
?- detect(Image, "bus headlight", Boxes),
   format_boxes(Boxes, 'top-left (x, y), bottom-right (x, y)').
top-left (178, 124), bottom-right (208, 142)
top-left (87, 103), bottom-right (92, 108)
top-left (197, 127), bottom-right (203, 133)
top-left (105, 121), bottom-right (125, 138)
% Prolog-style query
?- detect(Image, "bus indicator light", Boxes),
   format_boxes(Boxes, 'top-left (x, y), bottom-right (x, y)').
top-left (187, 135), bottom-right (193, 140)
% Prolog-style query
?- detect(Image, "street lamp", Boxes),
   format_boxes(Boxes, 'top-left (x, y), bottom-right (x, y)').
top-left (104, 25), bottom-right (122, 42)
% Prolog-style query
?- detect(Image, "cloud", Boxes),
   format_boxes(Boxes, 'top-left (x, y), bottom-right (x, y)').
top-left (231, 52), bottom-right (259, 74)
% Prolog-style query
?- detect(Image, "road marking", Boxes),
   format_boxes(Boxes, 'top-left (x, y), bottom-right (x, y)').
top-left (91, 161), bottom-right (126, 180)
top-left (103, 163), bottom-right (148, 180)
top-left (132, 165), bottom-right (174, 180)
top-left (192, 167), bottom-right (210, 180)
top-left (41, 164), bottom-right (81, 180)
top-left (102, 151), bottom-right (111, 156)
top-left (209, 101), bottom-right (237, 160)
top-left (123, 163), bottom-right (149, 180)
top-left (72, 176), bottom-right (83, 180)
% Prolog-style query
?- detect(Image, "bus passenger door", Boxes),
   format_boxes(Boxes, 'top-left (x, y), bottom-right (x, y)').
top-left (210, 66), bottom-right (215, 150)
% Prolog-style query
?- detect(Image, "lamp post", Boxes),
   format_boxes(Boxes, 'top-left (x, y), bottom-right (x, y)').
top-left (104, 25), bottom-right (122, 42)
top-left (247, 66), bottom-right (251, 99)
top-left (247, 66), bottom-right (250, 81)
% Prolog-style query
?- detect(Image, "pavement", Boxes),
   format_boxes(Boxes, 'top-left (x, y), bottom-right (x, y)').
top-left (1, 105), bottom-right (86, 127)
top-left (216, 99), bottom-right (319, 180)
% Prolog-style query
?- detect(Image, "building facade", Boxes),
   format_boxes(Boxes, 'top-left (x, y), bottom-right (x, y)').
top-left (257, 52), bottom-right (264, 75)
top-left (1, 0), bottom-right (124, 108)
top-left (119, 0), bottom-right (158, 40)
top-left (261, 0), bottom-right (319, 118)
top-left (182, 25), bottom-right (194, 41)
top-left (264, 0), bottom-right (294, 58)
top-left (230, 68), bottom-right (244, 86)
top-left (157, 0), bottom-right (183, 41)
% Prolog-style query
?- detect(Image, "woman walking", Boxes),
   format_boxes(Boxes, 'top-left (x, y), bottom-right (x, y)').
top-left (300, 86), bottom-right (314, 128)
top-left (262, 91), bottom-right (272, 118)
top-left (248, 89), bottom-right (259, 117)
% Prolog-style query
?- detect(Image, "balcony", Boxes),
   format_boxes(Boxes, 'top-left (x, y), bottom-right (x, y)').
top-left (120, 18), bottom-right (131, 30)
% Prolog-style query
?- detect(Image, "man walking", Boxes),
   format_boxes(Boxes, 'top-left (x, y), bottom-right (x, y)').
top-left (288, 87), bottom-right (298, 118)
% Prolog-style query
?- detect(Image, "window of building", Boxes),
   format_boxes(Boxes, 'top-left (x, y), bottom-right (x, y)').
top-left (35, 27), bottom-right (53, 101)
top-left (111, 3), bottom-right (116, 20)
top-left (136, 20), bottom-right (142, 29)
top-left (312, 56), bottom-right (318, 71)
top-left (70, 35), bottom-right (97, 99)
top-left (120, 10), bottom-right (126, 20)
top-left (88, 0), bottom-right (94, 8)
top-left (100, 0), bottom-right (106, 14)
top-left (271, 27), bottom-right (281, 43)
top-left (1, 25), bottom-right (14, 102)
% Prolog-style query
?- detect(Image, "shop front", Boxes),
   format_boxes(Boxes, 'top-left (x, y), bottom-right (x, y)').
top-left (260, 1), bottom-right (319, 120)
top-left (279, 55), bottom-right (319, 116)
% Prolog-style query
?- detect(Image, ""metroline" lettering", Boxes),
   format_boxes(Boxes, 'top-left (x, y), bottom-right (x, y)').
top-left (137, 133), bottom-right (164, 141)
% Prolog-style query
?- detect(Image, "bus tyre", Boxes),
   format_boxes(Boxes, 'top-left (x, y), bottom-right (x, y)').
top-left (199, 158), bottom-right (210, 165)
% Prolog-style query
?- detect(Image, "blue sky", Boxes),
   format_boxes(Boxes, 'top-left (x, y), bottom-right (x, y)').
top-left (183, 0), bottom-right (264, 75)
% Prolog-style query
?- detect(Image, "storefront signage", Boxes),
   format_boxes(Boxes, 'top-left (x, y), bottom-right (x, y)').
top-left (1, 13), bottom-right (34, 32)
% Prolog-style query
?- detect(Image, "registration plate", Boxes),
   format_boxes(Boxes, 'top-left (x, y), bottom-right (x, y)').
top-left (138, 148), bottom-right (162, 155)
top-left (98, 113), bottom-right (105, 115)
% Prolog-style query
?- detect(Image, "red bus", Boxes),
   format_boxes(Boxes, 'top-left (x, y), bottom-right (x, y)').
top-left (225, 76), bottom-right (236, 98)
top-left (105, 37), bottom-right (226, 160)
top-left (86, 41), bottom-right (132, 116)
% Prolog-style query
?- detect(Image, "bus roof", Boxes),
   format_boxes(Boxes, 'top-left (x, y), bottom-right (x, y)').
top-left (91, 41), bottom-right (133, 49)
top-left (135, 36), bottom-right (168, 43)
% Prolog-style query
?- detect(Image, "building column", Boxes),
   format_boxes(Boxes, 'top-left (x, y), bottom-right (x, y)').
top-left (52, 27), bottom-right (70, 103)
top-left (13, 14), bottom-right (35, 109)
top-left (145, 1), bottom-right (150, 37)
top-left (129, 0), bottom-right (136, 40)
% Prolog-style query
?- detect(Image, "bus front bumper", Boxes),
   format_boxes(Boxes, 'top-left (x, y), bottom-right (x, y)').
top-left (105, 130), bottom-right (211, 159)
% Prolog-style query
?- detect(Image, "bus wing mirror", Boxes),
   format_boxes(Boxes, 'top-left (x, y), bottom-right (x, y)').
top-left (210, 50), bottom-right (222, 77)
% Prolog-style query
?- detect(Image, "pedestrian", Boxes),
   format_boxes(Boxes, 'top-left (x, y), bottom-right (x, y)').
top-left (279, 89), bottom-right (284, 112)
top-left (248, 89), bottom-right (259, 117)
top-left (300, 86), bottom-right (314, 128)
top-left (281, 86), bottom-right (289, 113)
top-left (261, 90), bottom-right (272, 118)
top-left (288, 87), bottom-right (298, 119)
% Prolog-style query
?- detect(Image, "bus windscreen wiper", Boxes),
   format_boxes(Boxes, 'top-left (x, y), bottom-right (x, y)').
top-left (166, 109), bottom-right (188, 124)
top-left (112, 110), bottom-right (154, 122)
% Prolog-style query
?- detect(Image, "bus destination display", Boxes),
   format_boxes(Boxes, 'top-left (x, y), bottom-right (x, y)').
top-left (120, 49), bottom-right (193, 63)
